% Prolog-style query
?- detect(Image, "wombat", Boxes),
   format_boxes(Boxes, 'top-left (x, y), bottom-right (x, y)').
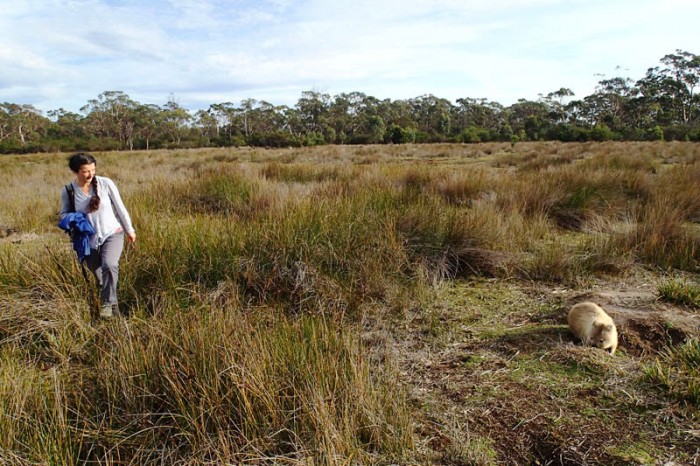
top-left (568, 302), bottom-right (618, 354)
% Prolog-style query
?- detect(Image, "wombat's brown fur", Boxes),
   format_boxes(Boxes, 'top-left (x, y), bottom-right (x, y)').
top-left (568, 302), bottom-right (618, 354)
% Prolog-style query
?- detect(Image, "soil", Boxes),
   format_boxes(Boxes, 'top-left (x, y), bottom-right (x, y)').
top-left (378, 274), bottom-right (700, 465)
top-left (556, 287), bottom-right (698, 358)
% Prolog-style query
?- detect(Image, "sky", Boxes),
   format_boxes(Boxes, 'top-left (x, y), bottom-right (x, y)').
top-left (2, 0), bottom-right (699, 115)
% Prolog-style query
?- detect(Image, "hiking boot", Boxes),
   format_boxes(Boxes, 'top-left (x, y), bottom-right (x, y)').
top-left (100, 304), bottom-right (113, 318)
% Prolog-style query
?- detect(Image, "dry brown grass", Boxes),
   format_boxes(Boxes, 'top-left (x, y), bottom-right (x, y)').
top-left (1, 141), bottom-right (700, 464)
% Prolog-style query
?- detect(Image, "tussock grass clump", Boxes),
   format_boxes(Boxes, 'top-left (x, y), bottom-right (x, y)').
top-left (516, 150), bottom-right (579, 172)
top-left (496, 171), bottom-right (573, 222)
top-left (0, 156), bottom-right (66, 234)
top-left (431, 168), bottom-right (493, 206)
top-left (191, 174), bottom-right (267, 217)
top-left (492, 141), bottom-right (581, 170)
top-left (400, 166), bottom-right (434, 188)
top-left (658, 279), bottom-right (700, 309)
top-left (78, 306), bottom-right (413, 463)
top-left (655, 162), bottom-right (700, 222)
top-left (611, 197), bottom-right (699, 270)
top-left (518, 237), bottom-right (593, 283)
top-left (496, 165), bottom-right (653, 232)
top-left (236, 193), bottom-right (408, 311)
top-left (0, 243), bottom-right (100, 310)
top-left (118, 215), bottom-right (245, 307)
top-left (0, 303), bottom-right (413, 464)
top-left (582, 150), bottom-right (658, 173)
top-left (117, 180), bottom-right (417, 315)
top-left (0, 290), bottom-right (94, 364)
top-left (261, 162), bottom-right (352, 183)
top-left (163, 167), bottom-right (274, 219)
top-left (0, 349), bottom-right (79, 466)
top-left (393, 196), bottom-right (508, 281)
top-left (643, 339), bottom-right (700, 407)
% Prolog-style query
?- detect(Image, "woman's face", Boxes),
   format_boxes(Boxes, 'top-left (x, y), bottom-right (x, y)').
top-left (76, 163), bottom-right (96, 185)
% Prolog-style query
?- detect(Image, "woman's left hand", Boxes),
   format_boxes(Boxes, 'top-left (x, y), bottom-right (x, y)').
top-left (126, 232), bottom-right (137, 244)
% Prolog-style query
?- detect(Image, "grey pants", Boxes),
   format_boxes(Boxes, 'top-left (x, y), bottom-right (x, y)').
top-left (85, 232), bottom-right (124, 305)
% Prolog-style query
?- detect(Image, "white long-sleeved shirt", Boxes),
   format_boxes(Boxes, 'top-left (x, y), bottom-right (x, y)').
top-left (59, 176), bottom-right (135, 249)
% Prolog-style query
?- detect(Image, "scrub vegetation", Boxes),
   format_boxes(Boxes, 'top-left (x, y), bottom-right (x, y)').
top-left (1, 141), bottom-right (699, 464)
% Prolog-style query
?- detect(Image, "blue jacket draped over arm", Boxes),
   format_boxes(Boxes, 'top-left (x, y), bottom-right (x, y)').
top-left (58, 212), bottom-right (95, 262)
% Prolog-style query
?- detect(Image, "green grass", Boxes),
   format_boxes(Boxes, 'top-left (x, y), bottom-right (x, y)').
top-left (643, 339), bottom-right (700, 407)
top-left (606, 442), bottom-right (658, 465)
top-left (658, 279), bottom-right (700, 308)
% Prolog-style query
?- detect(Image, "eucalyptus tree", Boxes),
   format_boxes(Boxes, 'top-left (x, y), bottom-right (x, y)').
top-left (408, 94), bottom-right (453, 139)
top-left (80, 91), bottom-right (140, 149)
top-left (208, 102), bottom-right (241, 144)
top-left (239, 98), bottom-right (257, 138)
top-left (247, 102), bottom-right (300, 147)
top-left (327, 93), bottom-right (352, 143)
top-left (253, 101), bottom-right (288, 135)
top-left (329, 92), bottom-right (369, 142)
top-left (379, 99), bottom-right (414, 129)
top-left (236, 100), bottom-right (287, 146)
top-left (637, 50), bottom-right (700, 127)
top-left (47, 108), bottom-right (84, 140)
top-left (193, 109), bottom-right (219, 146)
top-left (329, 92), bottom-right (391, 143)
top-left (0, 104), bottom-right (11, 144)
top-left (0, 103), bottom-right (49, 148)
top-left (134, 104), bottom-right (162, 150)
top-left (283, 106), bottom-right (303, 139)
top-left (593, 77), bottom-right (637, 131)
top-left (506, 99), bottom-right (551, 140)
top-left (540, 88), bottom-right (575, 124)
top-left (454, 97), bottom-right (505, 136)
top-left (295, 90), bottom-right (331, 140)
top-left (363, 115), bottom-right (385, 144)
top-left (238, 99), bottom-right (285, 138)
top-left (161, 98), bottom-right (192, 146)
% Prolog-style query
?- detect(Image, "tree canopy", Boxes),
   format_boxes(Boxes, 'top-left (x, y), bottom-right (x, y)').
top-left (2, 50), bottom-right (699, 153)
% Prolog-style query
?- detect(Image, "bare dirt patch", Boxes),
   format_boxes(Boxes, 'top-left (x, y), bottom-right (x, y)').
top-left (378, 276), bottom-right (700, 464)
top-left (565, 289), bottom-right (699, 357)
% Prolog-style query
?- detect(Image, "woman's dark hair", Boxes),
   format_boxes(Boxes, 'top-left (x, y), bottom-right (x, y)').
top-left (68, 152), bottom-right (97, 173)
top-left (68, 152), bottom-right (100, 212)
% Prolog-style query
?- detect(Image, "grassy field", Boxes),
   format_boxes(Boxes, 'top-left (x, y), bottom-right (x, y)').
top-left (0, 141), bottom-right (699, 464)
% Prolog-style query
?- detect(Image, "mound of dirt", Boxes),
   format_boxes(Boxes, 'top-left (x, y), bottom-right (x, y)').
top-left (566, 290), bottom-right (699, 357)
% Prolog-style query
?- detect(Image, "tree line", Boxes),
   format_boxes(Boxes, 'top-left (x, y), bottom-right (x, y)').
top-left (1, 50), bottom-right (698, 154)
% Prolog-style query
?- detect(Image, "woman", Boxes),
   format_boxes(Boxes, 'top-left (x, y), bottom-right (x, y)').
top-left (60, 152), bottom-right (136, 318)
